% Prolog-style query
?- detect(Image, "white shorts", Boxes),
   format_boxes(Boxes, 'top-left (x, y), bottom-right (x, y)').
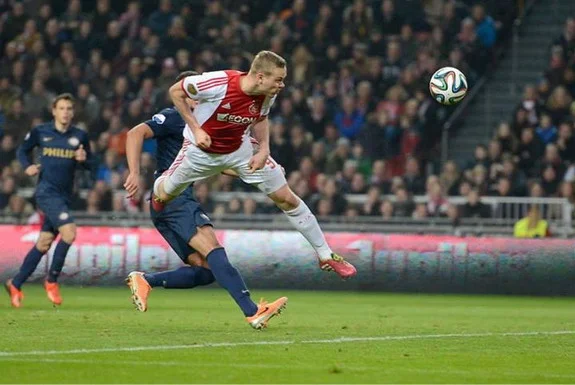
top-left (161, 137), bottom-right (287, 196)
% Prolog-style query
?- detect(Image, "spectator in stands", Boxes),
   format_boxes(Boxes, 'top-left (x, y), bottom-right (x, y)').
top-left (535, 114), bottom-right (558, 145)
top-left (553, 17), bottom-right (575, 62)
top-left (370, 160), bottom-right (391, 193)
top-left (515, 127), bottom-right (543, 178)
top-left (461, 189), bottom-right (491, 218)
top-left (0, 0), bottom-right (515, 217)
top-left (426, 180), bottom-right (448, 217)
top-left (440, 160), bottom-right (460, 196)
top-left (403, 157), bottom-right (425, 195)
top-left (0, 176), bottom-right (16, 210)
top-left (547, 86), bottom-right (573, 124)
top-left (466, 144), bottom-right (489, 170)
top-left (379, 199), bottom-right (394, 219)
top-left (471, 4), bottom-right (496, 49)
top-left (393, 187), bottom-right (415, 217)
top-left (513, 205), bottom-right (550, 238)
top-left (541, 165), bottom-right (560, 196)
top-left (0, 135), bottom-right (16, 170)
top-left (494, 122), bottom-right (517, 155)
top-left (4, 99), bottom-right (29, 143)
top-left (516, 85), bottom-right (542, 126)
top-left (334, 95), bottom-right (365, 141)
top-left (362, 186), bottom-right (381, 216)
top-left (412, 202), bottom-right (428, 219)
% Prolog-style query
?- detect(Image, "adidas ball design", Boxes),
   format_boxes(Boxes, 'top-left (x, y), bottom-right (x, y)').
top-left (429, 67), bottom-right (468, 106)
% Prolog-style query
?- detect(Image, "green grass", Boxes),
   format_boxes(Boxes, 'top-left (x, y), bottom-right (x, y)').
top-left (1, 286), bottom-right (574, 384)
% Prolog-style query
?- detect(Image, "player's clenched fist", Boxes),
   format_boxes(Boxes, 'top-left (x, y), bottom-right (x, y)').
top-left (25, 164), bottom-right (41, 176)
top-left (195, 129), bottom-right (212, 150)
top-left (248, 151), bottom-right (268, 173)
top-left (74, 144), bottom-right (87, 162)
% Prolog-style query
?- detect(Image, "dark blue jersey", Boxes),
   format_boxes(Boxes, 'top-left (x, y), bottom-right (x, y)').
top-left (144, 107), bottom-right (193, 199)
top-left (17, 122), bottom-right (93, 200)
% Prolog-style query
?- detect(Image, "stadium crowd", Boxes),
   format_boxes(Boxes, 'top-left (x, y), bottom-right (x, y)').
top-left (461, 16), bottom-right (575, 220)
top-left (0, 0), bottom-right (516, 221)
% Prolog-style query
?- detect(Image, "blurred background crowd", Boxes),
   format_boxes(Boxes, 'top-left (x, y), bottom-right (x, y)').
top-left (0, 0), bottom-right (525, 221)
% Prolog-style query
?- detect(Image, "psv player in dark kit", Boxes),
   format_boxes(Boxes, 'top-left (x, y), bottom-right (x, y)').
top-left (6, 94), bottom-right (93, 307)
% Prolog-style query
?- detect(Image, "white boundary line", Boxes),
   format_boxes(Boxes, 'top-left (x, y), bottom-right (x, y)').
top-left (0, 330), bottom-right (573, 357)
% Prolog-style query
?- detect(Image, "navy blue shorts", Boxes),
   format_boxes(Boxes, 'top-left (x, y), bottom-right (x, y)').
top-left (150, 195), bottom-right (213, 262)
top-left (37, 195), bottom-right (75, 234)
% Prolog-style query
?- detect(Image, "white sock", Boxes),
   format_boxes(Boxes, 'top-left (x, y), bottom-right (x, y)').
top-left (284, 199), bottom-right (333, 261)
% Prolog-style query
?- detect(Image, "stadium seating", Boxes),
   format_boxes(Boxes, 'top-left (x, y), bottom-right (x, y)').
top-left (0, 0), bottom-right (518, 221)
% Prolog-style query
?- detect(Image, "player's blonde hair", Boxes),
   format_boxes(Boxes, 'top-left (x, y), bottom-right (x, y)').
top-left (249, 51), bottom-right (286, 75)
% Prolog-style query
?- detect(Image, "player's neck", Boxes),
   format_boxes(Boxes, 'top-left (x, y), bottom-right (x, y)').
top-left (54, 121), bottom-right (70, 133)
top-left (239, 74), bottom-right (261, 96)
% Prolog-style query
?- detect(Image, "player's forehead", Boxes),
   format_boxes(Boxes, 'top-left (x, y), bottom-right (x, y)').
top-left (268, 66), bottom-right (287, 79)
top-left (54, 99), bottom-right (74, 109)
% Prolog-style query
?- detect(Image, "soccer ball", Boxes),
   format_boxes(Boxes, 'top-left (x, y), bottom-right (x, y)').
top-left (429, 67), bottom-right (468, 106)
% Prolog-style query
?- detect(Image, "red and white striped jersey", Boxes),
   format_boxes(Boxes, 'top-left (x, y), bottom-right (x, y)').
top-left (180, 70), bottom-right (276, 154)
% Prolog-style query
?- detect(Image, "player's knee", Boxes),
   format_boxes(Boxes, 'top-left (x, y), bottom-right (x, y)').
top-left (60, 229), bottom-right (76, 244)
top-left (190, 226), bottom-right (221, 257)
top-left (269, 185), bottom-right (299, 211)
top-left (186, 252), bottom-right (207, 267)
top-left (36, 239), bottom-right (53, 253)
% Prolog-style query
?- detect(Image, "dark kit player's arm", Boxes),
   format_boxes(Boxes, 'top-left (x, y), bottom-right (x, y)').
top-left (124, 123), bottom-right (154, 198)
top-left (17, 128), bottom-right (40, 176)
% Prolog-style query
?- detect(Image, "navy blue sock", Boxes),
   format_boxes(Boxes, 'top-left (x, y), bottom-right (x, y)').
top-left (47, 240), bottom-right (71, 283)
top-left (12, 246), bottom-right (45, 289)
top-left (144, 266), bottom-right (215, 288)
top-left (206, 248), bottom-right (258, 317)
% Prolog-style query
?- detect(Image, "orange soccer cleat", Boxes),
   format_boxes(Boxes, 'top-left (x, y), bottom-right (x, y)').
top-left (246, 296), bottom-right (288, 330)
top-left (126, 271), bottom-right (152, 312)
top-left (5, 279), bottom-right (24, 308)
top-left (44, 281), bottom-right (63, 306)
top-left (319, 253), bottom-right (357, 279)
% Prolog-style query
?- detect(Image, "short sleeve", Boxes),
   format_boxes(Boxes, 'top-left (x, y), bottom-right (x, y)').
top-left (145, 109), bottom-right (184, 138)
top-left (180, 71), bottom-right (228, 101)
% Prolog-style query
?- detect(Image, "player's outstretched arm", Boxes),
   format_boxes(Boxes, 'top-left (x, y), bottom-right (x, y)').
top-left (17, 128), bottom-right (40, 176)
top-left (124, 123), bottom-right (154, 198)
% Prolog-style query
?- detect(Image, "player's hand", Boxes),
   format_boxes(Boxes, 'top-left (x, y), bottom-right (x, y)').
top-left (195, 129), bottom-right (212, 150)
top-left (75, 145), bottom-right (87, 162)
top-left (25, 164), bottom-right (40, 176)
top-left (123, 172), bottom-right (140, 198)
top-left (248, 151), bottom-right (269, 174)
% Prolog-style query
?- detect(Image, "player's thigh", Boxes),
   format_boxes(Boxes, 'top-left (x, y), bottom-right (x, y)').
top-left (154, 218), bottom-right (196, 263)
top-left (163, 141), bottom-right (226, 195)
top-left (37, 196), bottom-right (74, 233)
top-left (238, 156), bottom-right (288, 195)
top-left (154, 202), bottom-right (214, 259)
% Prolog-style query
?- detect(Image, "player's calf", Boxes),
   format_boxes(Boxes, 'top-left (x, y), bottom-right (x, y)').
top-left (269, 185), bottom-right (357, 279)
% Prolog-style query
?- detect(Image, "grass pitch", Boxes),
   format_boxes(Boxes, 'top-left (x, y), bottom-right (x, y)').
top-left (0, 286), bottom-right (574, 384)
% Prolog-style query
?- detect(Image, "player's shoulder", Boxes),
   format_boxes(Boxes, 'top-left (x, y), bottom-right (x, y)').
top-left (151, 107), bottom-right (183, 126)
top-left (33, 122), bottom-right (53, 132)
